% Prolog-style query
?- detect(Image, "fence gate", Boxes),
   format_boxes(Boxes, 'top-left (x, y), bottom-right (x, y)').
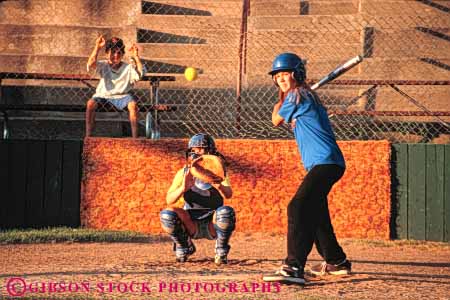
top-left (392, 144), bottom-right (450, 242)
top-left (0, 140), bottom-right (83, 229)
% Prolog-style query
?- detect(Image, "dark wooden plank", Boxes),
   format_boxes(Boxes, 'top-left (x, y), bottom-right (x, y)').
top-left (0, 141), bottom-right (9, 228)
top-left (408, 144), bottom-right (426, 240)
top-left (445, 145), bottom-right (450, 242)
top-left (0, 104), bottom-right (176, 112)
top-left (43, 141), bottom-right (63, 227)
top-left (392, 144), bottom-right (409, 239)
top-left (425, 145), bottom-right (445, 241)
top-left (0, 72), bottom-right (175, 83)
top-left (60, 140), bottom-right (82, 227)
top-left (24, 141), bottom-right (46, 228)
top-left (0, 72), bottom-right (94, 81)
top-left (6, 141), bottom-right (28, 228)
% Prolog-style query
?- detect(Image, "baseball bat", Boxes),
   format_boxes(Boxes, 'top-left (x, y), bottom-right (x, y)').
top-left (310, 55), bottom-right (363, 91)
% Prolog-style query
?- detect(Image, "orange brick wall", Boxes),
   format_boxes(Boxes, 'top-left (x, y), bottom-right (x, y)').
top-left (81, 138), bottom-right (391, 239)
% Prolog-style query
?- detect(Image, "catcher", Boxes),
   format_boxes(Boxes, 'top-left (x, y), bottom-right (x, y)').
top-left (160, 133), bottom-right (236, 265)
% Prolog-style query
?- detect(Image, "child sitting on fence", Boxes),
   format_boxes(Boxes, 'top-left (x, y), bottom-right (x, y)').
top-left (85, 36), bottom-right (145, 138)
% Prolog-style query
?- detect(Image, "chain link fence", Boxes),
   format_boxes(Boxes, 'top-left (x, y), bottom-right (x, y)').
top-left (0, 0), bottom-right (449, 142)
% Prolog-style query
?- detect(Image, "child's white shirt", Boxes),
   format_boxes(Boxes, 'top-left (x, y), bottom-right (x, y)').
top-left (90, 60), bottom-right (143, 99)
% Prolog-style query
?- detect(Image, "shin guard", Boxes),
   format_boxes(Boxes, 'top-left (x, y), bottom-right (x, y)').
top-left (160, 210), bottom-right (193, 258)
top-left (214, 206), bottom-right (236, 256)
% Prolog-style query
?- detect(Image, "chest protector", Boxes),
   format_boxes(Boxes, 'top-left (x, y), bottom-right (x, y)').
top-left (183, 187), bottom-right (223, 212)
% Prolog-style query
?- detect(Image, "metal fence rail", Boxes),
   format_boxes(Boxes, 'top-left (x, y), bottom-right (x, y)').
top-left (0, 0), bottom-right (448, 142)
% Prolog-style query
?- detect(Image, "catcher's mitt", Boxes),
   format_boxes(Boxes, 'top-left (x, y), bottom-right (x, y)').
top-left (190, 154), bottom-right (225, 184)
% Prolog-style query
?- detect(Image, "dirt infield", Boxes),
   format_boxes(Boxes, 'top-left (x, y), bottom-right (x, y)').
top-left (1, 233), bottom-right (449, 300)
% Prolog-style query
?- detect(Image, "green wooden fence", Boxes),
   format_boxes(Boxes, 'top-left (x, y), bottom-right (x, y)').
top-left (392, 144), bottom-right (450, 242)
top-left (0, 140), bottom-right (83, 229)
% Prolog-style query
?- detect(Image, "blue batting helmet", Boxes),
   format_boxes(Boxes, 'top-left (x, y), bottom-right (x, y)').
top-left (269, 52), bottom-right (306, 84)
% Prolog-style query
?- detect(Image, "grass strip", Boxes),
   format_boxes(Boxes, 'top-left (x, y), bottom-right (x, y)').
top-left (0, 227), bottom-right (152, 244)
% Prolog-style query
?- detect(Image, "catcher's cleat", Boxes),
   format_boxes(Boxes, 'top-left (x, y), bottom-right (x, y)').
top-left (176, 256), bottom-right (189, 263)
top-left (175, 243), bottom-right (196, 263)
top-left (308, 260), bottom-right (351, 276)
top-left (214, 254), bottom-right (228, 265)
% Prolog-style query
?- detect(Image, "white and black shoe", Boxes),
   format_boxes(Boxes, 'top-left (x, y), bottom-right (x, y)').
top-left (263, 264), bottom-right (306, 285)
top-left (308, 259), bottom-right (352, 276)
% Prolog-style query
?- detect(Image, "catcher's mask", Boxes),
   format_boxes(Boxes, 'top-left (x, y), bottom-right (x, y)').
top-left (269, 52), bottom-right (306, 86)
top-left (186, 133), bottom-right (217, 161)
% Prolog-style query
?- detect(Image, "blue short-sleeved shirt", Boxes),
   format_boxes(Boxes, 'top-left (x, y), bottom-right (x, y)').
top-left (278, 89), bottom-right (345, 171)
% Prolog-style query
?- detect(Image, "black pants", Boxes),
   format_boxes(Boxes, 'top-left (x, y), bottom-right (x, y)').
top-left (285, 164), bottom-right (346, 270)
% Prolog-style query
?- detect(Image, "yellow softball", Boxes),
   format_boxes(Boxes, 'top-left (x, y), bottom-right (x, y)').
top-left (184, 67), bottom-right (198, 81)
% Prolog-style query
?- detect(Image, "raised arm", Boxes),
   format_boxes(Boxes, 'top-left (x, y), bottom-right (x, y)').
top-left (129, 44), bottom-right (144, 77)
top-left (87, 35), bottom-right (105, 72)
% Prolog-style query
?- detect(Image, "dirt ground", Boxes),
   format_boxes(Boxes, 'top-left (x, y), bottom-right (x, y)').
top-left (1, 232), bottom-right (449, 300)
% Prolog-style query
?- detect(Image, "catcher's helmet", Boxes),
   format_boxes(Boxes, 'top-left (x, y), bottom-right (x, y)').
top-left (269, 52), bottom-right (306, 84)
top-left (188, 133), bottom-right (216, 153)
top-left (187, 133), bottom-right (227, 172)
